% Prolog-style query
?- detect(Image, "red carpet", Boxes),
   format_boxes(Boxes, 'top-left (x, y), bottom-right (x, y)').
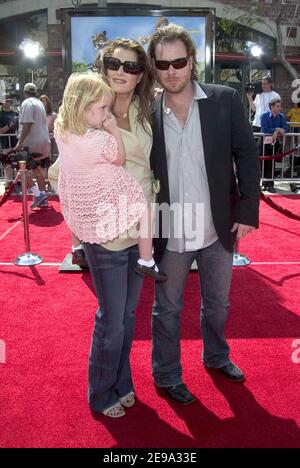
top-left (0, 195), bottom-right (300, 447)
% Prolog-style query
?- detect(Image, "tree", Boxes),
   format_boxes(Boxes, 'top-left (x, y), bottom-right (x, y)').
top-left (275, 1), bottom-right (299, 80)
top-left (221, 2), bottom-right (299, 80)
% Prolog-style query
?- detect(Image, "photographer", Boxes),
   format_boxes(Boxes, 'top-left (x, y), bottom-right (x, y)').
top-left (246, 76), bottom-right (280, 132)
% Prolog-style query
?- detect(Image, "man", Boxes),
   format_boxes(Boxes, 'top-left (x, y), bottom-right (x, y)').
top-left (148, 24), bottom-right (260, 404)
top-left (260, 98), bottom-right (289, 193)
top-left (246, 75), bottom-right (280, 132)
top-left (0, 95), bottom-right (18, 148)
top-left (0, 95), bottom-right (18, 189)
top-left (16, 83), bottom-right (51, 208)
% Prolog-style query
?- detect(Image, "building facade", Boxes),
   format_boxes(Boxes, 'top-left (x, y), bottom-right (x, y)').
top-left (0, 0), bottom-right (299, 113)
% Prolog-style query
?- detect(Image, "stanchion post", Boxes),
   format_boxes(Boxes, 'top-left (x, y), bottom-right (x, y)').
top-left (14, 160), bottom-right (43, 266)
top-left (233, 240), bottom-right (251, 267)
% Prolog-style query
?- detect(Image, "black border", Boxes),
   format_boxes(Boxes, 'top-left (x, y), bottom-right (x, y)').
top-left (60, 6), bottom-right (215, 83)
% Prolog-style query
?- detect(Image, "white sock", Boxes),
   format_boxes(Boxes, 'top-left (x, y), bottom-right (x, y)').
top-left (72, 244), bottom-right (83, 252)
top-left (31, 185), bottom-right (40, 197)
top-left (138, 258), bottom-right (158, 272)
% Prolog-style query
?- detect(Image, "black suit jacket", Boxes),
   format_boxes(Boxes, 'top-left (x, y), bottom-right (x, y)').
top-left (150, 83), bottom-right (261, 263)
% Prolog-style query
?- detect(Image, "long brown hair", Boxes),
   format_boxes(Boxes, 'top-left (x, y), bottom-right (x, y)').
top-left (102, 38), bottom-right (154, 128)
top-left (39, 95), bottom-right (53, 115)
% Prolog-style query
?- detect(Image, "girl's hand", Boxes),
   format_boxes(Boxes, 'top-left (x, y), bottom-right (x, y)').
top-left (102, 113), bottom-right (118, 134)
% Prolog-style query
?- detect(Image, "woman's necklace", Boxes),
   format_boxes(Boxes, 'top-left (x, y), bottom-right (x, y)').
top-left (113, 108), bottom-right (128, 119)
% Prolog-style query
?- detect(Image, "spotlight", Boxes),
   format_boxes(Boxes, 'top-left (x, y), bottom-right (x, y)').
top-left (245, 41), bottom-right (263, 59)
top-left (19, 39), bottom-right (44, 59)
top-left (250, 45), bottom-right (263, 59)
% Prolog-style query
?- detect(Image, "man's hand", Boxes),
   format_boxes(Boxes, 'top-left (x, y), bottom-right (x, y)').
top-left (231, 223), bottom-right (256, 240)
top-left (14, 142), bottom-right (22, 152)
top-left (276, 127), bottom-right (285, 136)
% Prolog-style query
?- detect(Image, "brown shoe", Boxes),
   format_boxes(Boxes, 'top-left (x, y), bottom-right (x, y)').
top-left (155, 383), bottom-right (195, 405)
top-left (134, 263), bottom-right (167, 282)
top-left (204, 361), bottom-right (245, 382)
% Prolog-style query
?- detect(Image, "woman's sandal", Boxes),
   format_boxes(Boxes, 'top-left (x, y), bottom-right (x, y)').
top-left (102, 402), bottom-right (126, 418)
top-left (119, 391), bottom-right (135, 408)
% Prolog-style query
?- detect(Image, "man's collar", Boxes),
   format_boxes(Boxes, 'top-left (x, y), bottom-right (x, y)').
top-left (162, 81), bottom-right (207, 114)
top-left (194, 82), bottom-right (207, 100)
top-left (269, 111), bottom-right (280, 118)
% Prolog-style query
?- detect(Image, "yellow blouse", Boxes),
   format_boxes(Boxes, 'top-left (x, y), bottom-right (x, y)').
top-left (102, 96), bottom-right (155, 252)
top-left (287, 107), bottom-right (300, 127)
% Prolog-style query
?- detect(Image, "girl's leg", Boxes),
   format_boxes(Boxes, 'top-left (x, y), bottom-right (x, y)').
top-left (71, 232), bottom-right (88, 269)
top-left (71, 232), bottom-right (82, 249)
top-left (135, 207), bottom-right (167, 282)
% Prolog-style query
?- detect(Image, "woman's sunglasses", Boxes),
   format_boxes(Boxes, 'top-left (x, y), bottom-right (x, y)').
top-left (155, 57), bottom-right (189, 71)
top-left (103, 57), bottom-right (144, 75)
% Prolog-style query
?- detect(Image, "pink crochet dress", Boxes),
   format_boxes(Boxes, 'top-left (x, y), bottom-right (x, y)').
top-left (55, 128), bottom-right (147, 244)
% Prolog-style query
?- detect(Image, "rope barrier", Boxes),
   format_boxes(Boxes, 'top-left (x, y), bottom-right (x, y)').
top-left (259, 144), bottom-right (300, 161)
top-left (0, 172), bottom-right (20, 208)
top-left (260, 192), bottom-right (300, 221)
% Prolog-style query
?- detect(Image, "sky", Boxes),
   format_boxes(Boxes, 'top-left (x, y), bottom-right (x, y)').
top-left (71, 16), bottom-right (206, 66)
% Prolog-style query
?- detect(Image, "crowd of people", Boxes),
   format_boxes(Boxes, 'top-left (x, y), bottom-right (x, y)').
top-left (246, 75), bottom-right (300, 192)
top-left (0, 24), bottom-right (298, 418)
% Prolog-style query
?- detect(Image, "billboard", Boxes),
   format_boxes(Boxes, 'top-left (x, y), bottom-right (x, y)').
top-left (62, 7), bottom-right (215, 82)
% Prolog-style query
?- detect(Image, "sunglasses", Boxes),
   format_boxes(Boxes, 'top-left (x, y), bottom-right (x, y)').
top-left (155, 57), bottom-right (189, 71)
top-left (103, 57), bottom-right (144, 75)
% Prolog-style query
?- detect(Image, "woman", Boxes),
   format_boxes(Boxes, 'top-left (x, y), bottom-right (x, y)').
top-left (39, 95), bottom-right (57, 133)
top-left (83, 39), bottom-right (156, 417)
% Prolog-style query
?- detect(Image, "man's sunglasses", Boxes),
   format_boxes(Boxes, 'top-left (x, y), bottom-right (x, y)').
top-left (103, 57), bottom-right (144, 75)
top-left (155, 57), bottom-right (189, 71)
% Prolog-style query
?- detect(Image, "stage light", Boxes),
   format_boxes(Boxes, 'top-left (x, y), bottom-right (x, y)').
top-left (245, 41), bottom-right (263, 59)
top-left (250, 45), bottom-right (263, 59)
top-left (19, 39), bottom-right (44, 59)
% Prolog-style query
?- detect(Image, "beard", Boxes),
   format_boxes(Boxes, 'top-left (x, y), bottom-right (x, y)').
top-left (158, 75), bottom-right (192, 95)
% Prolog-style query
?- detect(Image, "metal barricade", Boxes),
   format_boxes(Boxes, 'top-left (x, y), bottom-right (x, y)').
top-left (0, 133), bottom-right (17, 179)
top-left (253, 131), bottom-right (300, 189)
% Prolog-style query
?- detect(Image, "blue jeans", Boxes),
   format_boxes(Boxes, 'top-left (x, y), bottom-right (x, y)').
top-left (152, 240), bottom-right (233, 387)
top-left (83, 243), bottom-right (143, 412)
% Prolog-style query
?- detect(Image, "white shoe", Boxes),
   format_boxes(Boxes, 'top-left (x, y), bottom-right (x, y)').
top-left (102, 402), bottom-right (126, 418)
top-left (120, 391), bottom-right (135, 408)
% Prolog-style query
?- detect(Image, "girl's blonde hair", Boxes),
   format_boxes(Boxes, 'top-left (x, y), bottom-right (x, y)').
top-left (55, 72), bottom-right (113, 137)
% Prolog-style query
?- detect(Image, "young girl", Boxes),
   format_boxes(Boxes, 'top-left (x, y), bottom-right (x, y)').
top-left (54, 72), bottom-right (166, 282)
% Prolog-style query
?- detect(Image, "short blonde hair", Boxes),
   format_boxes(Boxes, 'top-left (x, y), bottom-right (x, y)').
top-left (55, 72), bottom-right (113, 137)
